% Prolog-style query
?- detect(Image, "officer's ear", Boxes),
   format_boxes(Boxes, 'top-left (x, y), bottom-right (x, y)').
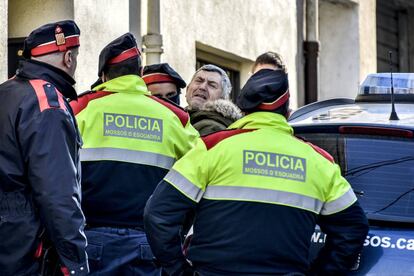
top-left (63, 50), bottom-right (74, 68)
top-left (64, 47), bottom-right (79, 68)
top-left (62, 48), bottom-right (79, 77)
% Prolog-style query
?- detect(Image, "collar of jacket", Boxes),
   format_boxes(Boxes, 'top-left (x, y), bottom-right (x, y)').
top-left (189, 109), bottom-right (234, 127)
top-left (93, 74), bottom-right (149, 95)
top-left (17, 59), bottom-right (77, 100)
top-left (229, 111), bottom-right (293, 135)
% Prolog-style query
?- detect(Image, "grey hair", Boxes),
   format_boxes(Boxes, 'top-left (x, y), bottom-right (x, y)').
top-left (193, 64), bottom-right (232, 100)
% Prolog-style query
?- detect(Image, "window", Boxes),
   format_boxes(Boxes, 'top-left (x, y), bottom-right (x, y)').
top-left (297, 131), bottom-right (414, 223)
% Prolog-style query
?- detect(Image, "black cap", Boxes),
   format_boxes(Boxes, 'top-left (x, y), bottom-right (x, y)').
top-left (90, 78), bottom-right (103, 90)
top-left (237, 69), bottom-right (289, 112)
top-left (23, 20), bottom-right (80, 59)
top-left (142, 63), bottom-right (186, 88)
top-left (98, 33), bottom-right (141, 77)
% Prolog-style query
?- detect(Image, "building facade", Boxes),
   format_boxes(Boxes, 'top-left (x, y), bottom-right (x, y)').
top-left (2, 0), bottom-right (412, 108)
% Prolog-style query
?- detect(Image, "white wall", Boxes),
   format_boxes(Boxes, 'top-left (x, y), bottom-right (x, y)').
top-left (319, 0), bottom-right (360, 100)
top-left (159, 0), bottom-right (300, 108)
top-left (0, 0), bottom-right (7, 81)
top-left (74, 0), bottom-right (130, 93)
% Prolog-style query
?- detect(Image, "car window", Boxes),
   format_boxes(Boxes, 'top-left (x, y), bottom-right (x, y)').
top-left (296, 132), bottom-right (414, 223)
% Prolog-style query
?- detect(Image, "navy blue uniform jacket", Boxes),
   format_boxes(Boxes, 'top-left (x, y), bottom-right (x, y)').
top-left (0, 60), bottom-right (88, 275)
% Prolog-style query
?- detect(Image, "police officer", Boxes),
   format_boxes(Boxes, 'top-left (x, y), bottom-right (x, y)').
top-left (143, 63), bottom-right (186, 104)
top-left (0, 20), bottom-right (88, 275)
top-left (144, 68), bottom-right (369, 275)
top-left (70, 33), bottom-right (198, 275)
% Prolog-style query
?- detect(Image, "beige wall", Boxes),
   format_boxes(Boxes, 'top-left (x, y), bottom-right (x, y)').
top-left (319, 0), bottom-right (376, 100)
top-left (8, 0), bottom-right (73, 38)
top-left (73, 0), bottom-right (130, 92)
top-left (359, 0), bottom-right (376, 80)
top-left (5, 0), bottom-right (73, 83)
top-left (319, 0), bottom-right (360, 100)
top-left (1, 0), bottom-right (378, 106)
top-left (159, 0), bottom-right (300, 108)
top-left (0, 0), bottom-right (7, 81)
top-left (7, 0), bottom-right (131, 92)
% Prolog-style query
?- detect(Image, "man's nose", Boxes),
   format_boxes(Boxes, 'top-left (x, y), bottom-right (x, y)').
top-left (198, 81), bottom-right (208, 90)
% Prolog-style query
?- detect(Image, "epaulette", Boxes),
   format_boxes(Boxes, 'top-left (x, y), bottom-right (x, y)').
top-left (147, 95), bottom-right (189, 127)
top-left (201, 129), bottom-right (256, 150)
top-left (29, 79), bottom-right (66, 112)
top-left (70, 90), bottom-right (113, 115)
top-left (295, 136), bottom-right (334, 163)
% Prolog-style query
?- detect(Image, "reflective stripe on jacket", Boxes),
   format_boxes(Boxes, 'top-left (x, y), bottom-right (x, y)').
top-left (71, 74), bottom-right (198, 228)
top-left (144, 111), bottom-right (368, 275)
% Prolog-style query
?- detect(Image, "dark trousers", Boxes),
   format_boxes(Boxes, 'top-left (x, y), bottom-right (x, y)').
top-left (86, 227), bottom-right (161, 276)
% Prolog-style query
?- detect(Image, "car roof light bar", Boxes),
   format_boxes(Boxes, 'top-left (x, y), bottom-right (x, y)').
top-left (358, 73), bottom-right (414, 95)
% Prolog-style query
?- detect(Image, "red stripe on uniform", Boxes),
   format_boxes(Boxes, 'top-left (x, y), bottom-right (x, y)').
top-left (142, 73), bottom-right (175, 85)
top-left (31, 36), bottom-right (80, 57)
top-left (108, 47), bottom-right (140, 64)
top-left (60, 267), bottom-right (70, 276)
top-left (58, 95), bottom-right (66, 110)
top-left (258, 90), bottom-right (289, 111)
top-left (202, 129), bottom-right (256, 150)
top-left (148, 95), bottom-right (189, 127)
top-left (29, 79), bottom-right (66, 112)
top-left (70, 91), bottom-right (114, 115)
top-left (34, 241), bottom-right (43, 258)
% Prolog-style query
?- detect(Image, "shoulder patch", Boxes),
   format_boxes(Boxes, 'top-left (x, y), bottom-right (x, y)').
top-left (29, 79), bottom-right (66, 112)
top-left (70, 90), bottom-right (113, 115)
top-left (201, 129), bottom-right (256, 150)
top-left (147, 95), bottom-right (189, 127)
top-left (295, 136), bottom-right (334, 163)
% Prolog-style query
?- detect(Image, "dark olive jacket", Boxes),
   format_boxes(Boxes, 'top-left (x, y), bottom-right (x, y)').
top-left (188, 99), bottom-right (242, 136)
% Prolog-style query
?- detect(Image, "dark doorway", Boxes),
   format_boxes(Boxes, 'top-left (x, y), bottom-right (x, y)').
top-left (8, 38), bottom-right (25, 78)
top-left (376, 0), bottom-right (414, 72)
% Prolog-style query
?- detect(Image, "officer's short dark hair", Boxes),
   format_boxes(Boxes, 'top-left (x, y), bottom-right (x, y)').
top-left (253, 51), bottom-right (286, 73)
top-left (104, 57), bottom-right (142, 80)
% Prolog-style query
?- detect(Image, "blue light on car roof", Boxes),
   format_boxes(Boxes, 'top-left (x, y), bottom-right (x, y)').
top-left (359, 73), bottom-right (414, 95)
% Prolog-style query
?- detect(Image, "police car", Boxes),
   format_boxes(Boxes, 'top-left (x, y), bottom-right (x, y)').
top-left (289, 73), bottom-right (414, 275)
